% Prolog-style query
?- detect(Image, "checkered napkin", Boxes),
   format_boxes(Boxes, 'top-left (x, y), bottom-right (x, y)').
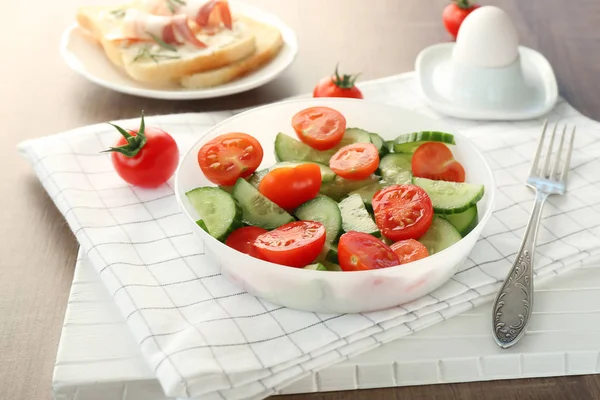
top-left (18, 73), bottom-right (600, 399)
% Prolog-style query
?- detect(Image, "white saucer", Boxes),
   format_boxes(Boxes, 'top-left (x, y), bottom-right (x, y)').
top-left (416, 43), bottom-right (558, 120)
top-left (60, 2), bottom-right (298, 100)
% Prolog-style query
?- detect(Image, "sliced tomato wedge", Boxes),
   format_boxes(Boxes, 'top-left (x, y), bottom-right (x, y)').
top-left (254, 221), bottom-right (326, 267)
top-left (411, 142), bottom-right (465, 182)
top-left (197, 132), bottom-right (264, 186)
top-left (225, 226), bottom-right (268, 259)
top-left (329, 143), bottom-right (379, 180)
top-left (258, 164), bottom-right (321, 210)
top-left (390, 239), bottom-right (429, 264)
top-left (372, 184), bottom-right (434, 241)
top-left (291, 107), bottom-right (346, 151)
top-left (338, 231), bottom-right (399, 271)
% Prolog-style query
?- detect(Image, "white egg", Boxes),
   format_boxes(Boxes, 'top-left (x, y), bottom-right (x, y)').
top-left (452, 6), bottom-right (519, 68)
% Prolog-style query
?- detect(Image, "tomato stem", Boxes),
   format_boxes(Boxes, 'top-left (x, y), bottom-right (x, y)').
top-left (455, 0), bottom-right (475, 9)
top-left (103, 111), bottom-right (148, 157)
top-left (332, 63), bottom-right (360, 89)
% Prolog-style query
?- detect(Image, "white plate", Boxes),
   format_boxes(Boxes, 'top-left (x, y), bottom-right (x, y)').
top-left (60, 2), bottom-right (298, 100)
top-left (174, 98), bottom-right (496, 313)
top-left (416, 43), bottom-right (558, 120)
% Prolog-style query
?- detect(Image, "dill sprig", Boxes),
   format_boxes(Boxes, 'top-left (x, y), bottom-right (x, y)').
top-left (132, 46), bottom-right (181, 64)
top-left (109, 8), bottom-right (126, 19)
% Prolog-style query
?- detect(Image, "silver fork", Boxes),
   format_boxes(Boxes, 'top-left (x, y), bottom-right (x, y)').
top-left (492, 121), bottom-right (576, 349)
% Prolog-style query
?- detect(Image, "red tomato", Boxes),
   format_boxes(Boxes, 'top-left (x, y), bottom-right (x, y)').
top-left (411, 142), bottom-right (465, 182)
top-left (291, 107), bottom-right (347, 151)
top-left (254, 221), bottom-right (326, 267)
top-left (197, 132), bottom-right (264, 186)
top-left (338, 231), bottom-right (399, 271)
top-left (329, 143), bottom-right (379, 180)
top-left (258, 164), bottom-right (321, 210)
top-left (372, 185), bottom-right (434, 241)
top-left (107, 112), bottom-right (179, 188)
top-left (442, 0), bottom-right (480, 39)
top-left (313, 65), bottom-right (363, 99)
top-left (225, 226), bottom-right (268, 259)
top-left (391, 239), bottom-right (430, 264)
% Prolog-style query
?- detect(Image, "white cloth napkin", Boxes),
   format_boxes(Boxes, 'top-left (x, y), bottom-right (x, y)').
top-left (19, 73), bottom-right (600, 399)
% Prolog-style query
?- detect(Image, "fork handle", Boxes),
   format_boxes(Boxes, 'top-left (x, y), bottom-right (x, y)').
top-left (492, 190), bottom-right (549, 348)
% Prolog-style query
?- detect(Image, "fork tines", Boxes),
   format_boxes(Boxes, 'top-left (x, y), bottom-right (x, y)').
top-left (529, 120), bottom-right (576, 184)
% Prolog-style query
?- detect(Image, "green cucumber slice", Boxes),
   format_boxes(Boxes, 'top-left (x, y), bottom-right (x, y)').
top-left (295, 195), bottom-right (342, 243)
top-left (369, 132), bottom-right (389, 157)
top-left (185, 187), bottom-right (243, 242)
top-left (393, 131), bottom-right (456, 153)
top-left (385, 140), bottom-right (395, 153)
top-left (438, 205), bottom-right (479, 237)
top-left (413, 177), bottom-right (484, 214)
top-left (316, 242), bottom-right (340, 265)
top-left (379, 153), bottom-right (413, 184)
top-left (418, 217), bottom-right (462, 255)
top-left (348, 180), bottom-right (389, 211)
top-left (274, 129), bottom-right (370, 164)
top-left (319, 175), bottom-right (380, 201)
top-left (304, 262), bottom-right (328, 271)
top-left (339, 194), bottom-right (380, 237)
top-left (247, 169), bottom-right (269, 188)
top-left (272, 162), bottom-right (336, 183)
top-left (232, 178), bottom-right (294, 230)
top-left (322, 260), bottom-right (342, 271)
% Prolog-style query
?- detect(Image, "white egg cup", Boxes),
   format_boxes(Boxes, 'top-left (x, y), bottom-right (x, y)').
top-left (416, 6), bottom-right (558, 120)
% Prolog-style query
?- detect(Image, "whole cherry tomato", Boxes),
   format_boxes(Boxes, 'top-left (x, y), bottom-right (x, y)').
top-left (442, 0), bottom-right (480, 39)
top-left (411, 142), bottom-right (465, 182)
top-left (258, 163), bottom-right (321, 210)
top-left (313, 65), bottom-right (363, 99)
top-left (106, 112), bottom-right (179, 188)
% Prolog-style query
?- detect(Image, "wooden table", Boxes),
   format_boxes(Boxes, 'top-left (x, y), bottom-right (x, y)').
top-left (2, 1), bottom-right (600, 399)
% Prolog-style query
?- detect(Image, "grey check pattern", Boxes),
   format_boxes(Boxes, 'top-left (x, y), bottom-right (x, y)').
top-left (18, 73), bottom-right (600, 399)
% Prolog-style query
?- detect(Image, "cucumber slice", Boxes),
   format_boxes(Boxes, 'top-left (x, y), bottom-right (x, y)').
top-left (196, 219), bottom-right (209, 233)
top-left (322, 260), bottom-right (342, 271)
top-left (339, 194), bottom-right (380, 237)
top-left (418, 217), bottom-right (462, 255)
top-left (304, 262), bottom-right (328, 271)
top-left (295, 195), bottom-right (342, 243)
top-left (271, 162), bottom-right (336, 183)
top-left (319, 175), bottom-right (380, 201)
top-left (185, 187), bottom-right (243, 242)
top-left (379, 153), bottom-right (413, 184)
top-left (247, 169), bottom-right (269, 188)
top-left (393, 131), bottom-right (456, 153)
top-left (274, 129), bottom-right (370, 164)
top-left (348, 180), bottom-right (389, 211)
top-left (369, 132), bottom-right (389, 157)
top-left (413, 177), bottom-right (484, 214)
top-left (438, 205), bottom-right (479, 236)
top-left (385, 140), bottom-right (395, 153)
top-left (232, 178), bottom-right (294, 230)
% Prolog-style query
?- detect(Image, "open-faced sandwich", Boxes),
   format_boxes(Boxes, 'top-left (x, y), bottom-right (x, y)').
top-left (76, 0), bottom-right (284, 88)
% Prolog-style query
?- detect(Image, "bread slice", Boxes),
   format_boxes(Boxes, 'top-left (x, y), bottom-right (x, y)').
top-left (181, 17), bottom-right (283, 89)
top-left (76, 4), bottom-right (261, 86)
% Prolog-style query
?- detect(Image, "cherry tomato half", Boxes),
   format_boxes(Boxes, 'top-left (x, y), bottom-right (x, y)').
top-left (107, 113), bottom-right (179, 188)
top-left (411, 142), bottom-right (465, 183)
top-left (225, 226), bottom-right (268, 259)
top-left (258, 163), bottom-right (321, 210)
top-left (329, 143), bottom-right (379, 180)
top-left (292, 107), bottom-right (346, 151)
top-left (197, 133), bottom-right (264, 186)
top-left (338, 231), bottom-right (400, 271)
top-left (254, 221), bottom-right (326, 268)
top-left (372, 184), bottom-right (434, 241)
top-left (390, 239), bottom-right (429, 264)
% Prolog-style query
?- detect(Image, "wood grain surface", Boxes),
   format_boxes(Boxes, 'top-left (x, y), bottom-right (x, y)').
top-left (1, 1), bottom-right (600, 399)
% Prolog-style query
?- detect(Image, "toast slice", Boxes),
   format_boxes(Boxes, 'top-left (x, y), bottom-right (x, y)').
top-left (181, 17), bottom-right (283, 88)
top-left (76, 4), bottom-right (261, 86)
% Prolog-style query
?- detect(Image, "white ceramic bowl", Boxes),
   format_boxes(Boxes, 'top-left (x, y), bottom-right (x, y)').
top-left (175, 98), bottom-right (496, 313)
